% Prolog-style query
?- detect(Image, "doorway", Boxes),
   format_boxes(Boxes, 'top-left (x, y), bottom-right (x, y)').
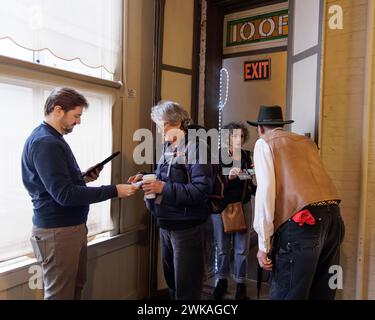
top-left (203, 0), bottom-right (325, 300)
top-left (205, 53), bottom-right (288, 300)
top-left (202, 0), bottom-right (289, 300)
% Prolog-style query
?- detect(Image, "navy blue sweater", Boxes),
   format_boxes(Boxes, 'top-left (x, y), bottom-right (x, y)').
top-left (21, 122), bottom-right (117, 228)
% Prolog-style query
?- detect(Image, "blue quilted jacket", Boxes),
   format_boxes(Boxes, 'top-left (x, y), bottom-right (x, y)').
top-left (148, 136), bottom-right (214, 221)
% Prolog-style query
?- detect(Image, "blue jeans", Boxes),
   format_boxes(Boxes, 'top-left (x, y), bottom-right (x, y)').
top-left (269, 205), bottom-right (345, 300)
top-left (211, 202), bottom-right (251, 283)
top-left (159, 223), bottom-right (205, 300)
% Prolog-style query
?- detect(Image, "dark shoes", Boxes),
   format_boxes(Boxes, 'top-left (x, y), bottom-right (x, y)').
top-left (234, 283), bottom-right (247, 300)
top-left (214, 280), bottom-right (247, 300)
top-left (213, 278), bottom-right (228, 300)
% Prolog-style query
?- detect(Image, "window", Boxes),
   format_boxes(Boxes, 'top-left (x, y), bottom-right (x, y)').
top-left (0, 0), bottom-right (123, 265)
top-left (0, 0), bottom-right (122, 81)
top-left (0, 0), bottom-right (123, 263)
top-left (0, 78), bottom-right (114, 262)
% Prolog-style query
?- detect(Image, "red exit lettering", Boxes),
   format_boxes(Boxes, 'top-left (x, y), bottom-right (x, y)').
top-left (244, 60), bottom-right (270, 81)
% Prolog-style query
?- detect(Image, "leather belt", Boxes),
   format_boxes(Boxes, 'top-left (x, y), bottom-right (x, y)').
top-left (308, 200), bottom-right (340, 207)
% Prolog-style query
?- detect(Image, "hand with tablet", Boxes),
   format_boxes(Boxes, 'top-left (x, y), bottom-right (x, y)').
top-left (82, 151), bottom-right (120, 183)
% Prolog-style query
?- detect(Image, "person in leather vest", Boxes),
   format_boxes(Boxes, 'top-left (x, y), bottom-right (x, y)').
top-left (247, 105), bottom-right (345, 300)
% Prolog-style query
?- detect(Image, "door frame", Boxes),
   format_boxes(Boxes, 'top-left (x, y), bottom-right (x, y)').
top-left (150, 0), bottom-right (201, 298)
top-left (285, 0), bottom-right (325, 144)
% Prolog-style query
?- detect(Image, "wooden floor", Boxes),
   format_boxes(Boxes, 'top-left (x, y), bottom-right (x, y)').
top-left (202, 276), bottom-right (270, 300)
top-left (150, 277), bottom-right (270, 300)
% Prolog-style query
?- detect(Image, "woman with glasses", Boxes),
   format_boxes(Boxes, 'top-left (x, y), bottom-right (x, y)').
top-left (128, 100), bottom-right (214, 300)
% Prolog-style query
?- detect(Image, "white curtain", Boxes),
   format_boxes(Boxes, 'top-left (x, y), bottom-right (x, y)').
top-left (0, 78), bottom-right (113, 262)
top-left (0, 0), bottom-right (122, 79)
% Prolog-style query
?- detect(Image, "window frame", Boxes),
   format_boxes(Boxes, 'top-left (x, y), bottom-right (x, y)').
top-left (0, 3), bottom-right (125, 264)
top-left (0, 54), bottom-right (123, 90)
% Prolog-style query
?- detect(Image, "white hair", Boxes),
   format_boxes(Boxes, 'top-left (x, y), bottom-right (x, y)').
top-left (151, 100), bottom-right (192, 130)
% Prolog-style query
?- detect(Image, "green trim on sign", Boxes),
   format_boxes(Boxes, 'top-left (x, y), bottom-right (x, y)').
top-left (229, 9), bottom-right (288, 26)
top-left (227, 34), bottom-right (288, 47)
top-left (226, 9), bottom-right (288, 47)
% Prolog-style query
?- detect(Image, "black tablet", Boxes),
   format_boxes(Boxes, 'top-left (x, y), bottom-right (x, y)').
top-left (81, 151), bottom-right (120, 178)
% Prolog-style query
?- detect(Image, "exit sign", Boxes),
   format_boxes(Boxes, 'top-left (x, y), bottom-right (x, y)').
top-left (244, 59), bottom-right (271, 81)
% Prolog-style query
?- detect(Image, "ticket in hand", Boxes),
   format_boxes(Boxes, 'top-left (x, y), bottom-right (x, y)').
top-left (238, 169), bottom-right (252, 180)
top-left (247, 168), bottom-right (256, 176)
top-left (132, 181), bottom-right (144, 188)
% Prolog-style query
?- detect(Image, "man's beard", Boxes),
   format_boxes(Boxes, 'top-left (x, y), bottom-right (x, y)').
top-left (62, 126), bottom-right (74, 134)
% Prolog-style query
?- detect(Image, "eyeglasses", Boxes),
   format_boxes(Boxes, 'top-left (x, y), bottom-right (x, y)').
top-left (156, 121), bottom-right (170, 129)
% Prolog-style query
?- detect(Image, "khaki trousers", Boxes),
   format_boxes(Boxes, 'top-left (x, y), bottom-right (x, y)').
top-left (30, 223), bottom-right (87, 300)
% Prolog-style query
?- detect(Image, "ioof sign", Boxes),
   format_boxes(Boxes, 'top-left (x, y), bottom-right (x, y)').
top-left (227, 11), bottom-right (288, 47)
top-left (224, 3), bottom-right (288, 55)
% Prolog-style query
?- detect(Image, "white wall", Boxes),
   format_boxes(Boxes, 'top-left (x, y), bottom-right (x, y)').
top-left (222, 51), bottom-right (287, 151)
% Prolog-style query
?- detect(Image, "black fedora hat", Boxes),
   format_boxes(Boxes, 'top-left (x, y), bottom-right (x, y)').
top-left (247, 105), bottom-right (294, 127)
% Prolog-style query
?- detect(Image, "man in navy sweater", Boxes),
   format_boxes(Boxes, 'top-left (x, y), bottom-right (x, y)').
top-left (21, 88), bottom-right (137, 299)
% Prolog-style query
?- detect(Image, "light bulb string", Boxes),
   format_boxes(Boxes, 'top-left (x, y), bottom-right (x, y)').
top-left (218, 68), bottom-right (229, 149)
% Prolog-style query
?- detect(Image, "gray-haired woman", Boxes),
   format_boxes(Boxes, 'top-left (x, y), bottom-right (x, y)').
top-left (129, 100), bottom-right (214, 300)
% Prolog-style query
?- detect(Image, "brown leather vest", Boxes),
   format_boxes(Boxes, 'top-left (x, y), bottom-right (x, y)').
top-left (263, 129), bottom-right (340, 231)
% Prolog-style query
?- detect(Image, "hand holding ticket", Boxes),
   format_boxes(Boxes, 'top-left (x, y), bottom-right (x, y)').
top-left (132, 181), bottom-right (144, 188)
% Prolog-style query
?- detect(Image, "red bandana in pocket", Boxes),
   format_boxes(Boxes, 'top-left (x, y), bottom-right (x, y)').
top-left (292, 209), bottom-right (315, 226)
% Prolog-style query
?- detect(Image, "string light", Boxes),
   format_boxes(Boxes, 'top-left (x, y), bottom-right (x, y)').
top-left (218, 68), bottom-right (229, 110)
top-left (218, 68), bottom-right (229, 149)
